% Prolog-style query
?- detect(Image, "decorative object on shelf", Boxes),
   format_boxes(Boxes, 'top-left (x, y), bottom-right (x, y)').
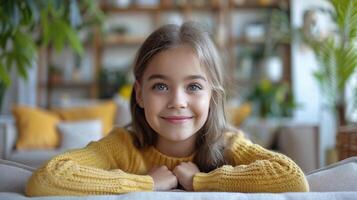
top-left (98, 68), bottom-right (132, 99)
top-left (247, 79), bottom-right (297, 118)
top-left (301, 0), bottom-right (357, 126)
top-left (259, 7), bottom-right (290, 89)
top-left (134, 0), bottom-right (160, 7)
top-left (111, 0), bottom-right (132, 8)
top-left (111, 26), bottom-right (129, 35)
top-left (265, 56), bottom-right (283, 82)
top-left (263, 8), bottom-right (291, 58)
top-left (173, 0), bottom-right (188, 8)
top-left (72, 53), bottom-right (82, 82)
top-left (232, 0), bottom-right (247, 6)
top-left (244, 22), bottom-right (265, 42)
top-left (236, 48), bottom-right (259, 81)
top-left (191, 0), bottom-right (207, 7)
top-left (258, 0), bottom-right (273, 6)
top-left (236, 52), bottom-right (253, 80)
top-left (160, 13), bottom-right (184, 26)
top-left (48, 65), bottom-right (63, 85)
top-left (119, 84), bottom-right (133, 101)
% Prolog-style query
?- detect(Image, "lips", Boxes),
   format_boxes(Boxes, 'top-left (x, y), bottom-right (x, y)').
top-left (161, 116), bottom-right (193, 124)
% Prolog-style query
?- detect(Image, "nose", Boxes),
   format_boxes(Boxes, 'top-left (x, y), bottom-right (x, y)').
top-left (167, 88), bottom-right (188, 109)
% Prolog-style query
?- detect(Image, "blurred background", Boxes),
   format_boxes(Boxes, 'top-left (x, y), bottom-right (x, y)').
top-left (0, 0), bottom-right (356, 172)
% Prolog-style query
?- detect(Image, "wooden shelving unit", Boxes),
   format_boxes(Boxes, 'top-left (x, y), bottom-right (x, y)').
top-left (38, 0), bottom-right (292, 106)
top-left (103, 35), bottom-right (145, 46)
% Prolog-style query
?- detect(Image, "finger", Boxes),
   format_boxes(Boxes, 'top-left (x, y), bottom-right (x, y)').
top-left (172, 167), bottom-right (179, 176)
top-left (169, 174), bottom-right (178, 189)
top-left (160, 165), bottom-right (168, 170)
top-left (173, 165), bottom-right (183, 174)
top-left (149, 166), bottom-right (159, 172)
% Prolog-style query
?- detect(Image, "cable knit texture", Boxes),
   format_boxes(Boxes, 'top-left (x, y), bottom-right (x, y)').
top-left (25, 128), bottom-right (309, 196)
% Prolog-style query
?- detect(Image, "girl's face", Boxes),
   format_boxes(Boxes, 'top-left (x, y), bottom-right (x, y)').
top-left (136, 45), bottom-right (212, 145)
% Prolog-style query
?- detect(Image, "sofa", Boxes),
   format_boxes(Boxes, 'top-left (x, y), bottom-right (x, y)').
top-left (0, 96), bottom-right (132, 168)
top-left (0, 115), bottom-right (320, 172)
top-left (0, 157), bottom-right (356, 199)
top-left (0, 116), bottom-right (66, 168)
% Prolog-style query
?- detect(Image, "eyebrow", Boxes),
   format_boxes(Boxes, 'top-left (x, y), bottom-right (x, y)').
top-left (147, 74), bottom-right (207, 82)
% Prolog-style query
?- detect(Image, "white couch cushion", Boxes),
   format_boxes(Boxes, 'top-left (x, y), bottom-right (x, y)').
top-left (113, 95), bottom-right (131, 127)
top-left (307, 157), bottom-right (357, 191)
top-left (57, 120), bottom-right (102, 150)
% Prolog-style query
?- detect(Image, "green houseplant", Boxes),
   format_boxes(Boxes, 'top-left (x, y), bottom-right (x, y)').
top-left (246, 8), bottom-right (297, 118)
top-left (247, 79), bottom-right (297, 118)
top-left (0, 0), bottom-right (104, 107)
top-left (302, 0), bottom-right (357, 126)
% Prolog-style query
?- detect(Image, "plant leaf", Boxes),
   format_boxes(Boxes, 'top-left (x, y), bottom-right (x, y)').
top-left (0, 63), bottom-right (11, 86)
top-left (61, 21), bottom-right (84, 55)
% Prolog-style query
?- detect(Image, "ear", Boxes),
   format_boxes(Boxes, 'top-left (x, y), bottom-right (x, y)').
top-left (135, 81), bottom-right (144, 108)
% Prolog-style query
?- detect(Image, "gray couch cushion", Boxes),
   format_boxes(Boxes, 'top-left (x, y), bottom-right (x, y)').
top-left (307, 157), bottom-right (357, 191)
top-left (8, 149), bottom-right (64, 168)
top-left (0, 159), bottom-right (34, 193)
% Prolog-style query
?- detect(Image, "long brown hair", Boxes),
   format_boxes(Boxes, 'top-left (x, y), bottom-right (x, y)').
top-left (130, 22), bottom-right (230, 172)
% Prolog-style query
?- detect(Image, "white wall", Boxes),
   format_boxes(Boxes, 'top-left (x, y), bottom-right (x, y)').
top-left (1, 61), bottom-right (37, 115)
top-left (17, 61), bottom-right (37, 106)
top-left (291, 0), bottom-right (335, 167)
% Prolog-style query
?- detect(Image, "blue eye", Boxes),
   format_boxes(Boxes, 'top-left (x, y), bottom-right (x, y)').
top-left (152, 83), bottom-right (168, 91)
top-left (187, 84), bottom-right (202, 91)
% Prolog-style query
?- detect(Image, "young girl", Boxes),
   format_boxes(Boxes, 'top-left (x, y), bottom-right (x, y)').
top-left (26, 22), bottom-right (308, 196)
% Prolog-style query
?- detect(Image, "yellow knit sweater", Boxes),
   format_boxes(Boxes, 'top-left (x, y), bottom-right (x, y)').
top-left (25, 128), bottom-right (309, 196)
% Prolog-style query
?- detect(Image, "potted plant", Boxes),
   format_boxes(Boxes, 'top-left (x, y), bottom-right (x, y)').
top-left (0, 0), bottom-right (104, 108)
top-left (302, 0), bottom-right (357, 161)
top-left (302, 0), bottom-right (357, 126)
top-left (247, 79), bottom-right (297, 118)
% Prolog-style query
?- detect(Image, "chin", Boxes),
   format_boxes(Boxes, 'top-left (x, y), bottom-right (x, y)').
top-left (163, 131), bottom-right (196, 142)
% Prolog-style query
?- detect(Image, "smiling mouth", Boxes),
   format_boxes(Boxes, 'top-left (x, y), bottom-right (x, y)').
top-left (161, 116), bottom-right (193, 124)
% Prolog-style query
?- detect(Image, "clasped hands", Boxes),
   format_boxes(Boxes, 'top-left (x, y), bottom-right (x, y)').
top-left (148, 162), bottom-right (200, 191)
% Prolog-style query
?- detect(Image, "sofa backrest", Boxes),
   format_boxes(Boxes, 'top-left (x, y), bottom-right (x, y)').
top-left (0, 116), bottom-right (16, 159)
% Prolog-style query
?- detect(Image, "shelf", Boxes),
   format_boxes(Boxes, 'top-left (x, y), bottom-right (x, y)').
top-left (100, 4), bottom-right (221, 13)
top-left (101, 5), bottom-right (159, 12)
top-left (233, 37), bottom-right (265, 45)
top-left (229, 0), bottom-right (288, 10)
top-left (229, 37), bottom-right (291, 46)
top-left (101, 2), bottom-right (286, 12)
top-left (93, 0), bottom-right (292, 100)
top-left (103, 35), bottom-right (145, 46)
top-left (41, 82), bottom-right (95, 89)
top-left (235, 79), bottom-right (255, 84)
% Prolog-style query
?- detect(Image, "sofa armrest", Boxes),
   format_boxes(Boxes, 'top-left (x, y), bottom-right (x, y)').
top-left (0, 116), bottom-right (16, 159)
top-left (276, 124), bottom-right (319, 173)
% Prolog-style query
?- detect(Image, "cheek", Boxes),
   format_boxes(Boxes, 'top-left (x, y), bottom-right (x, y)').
top-left (142, 93), bottom-right (164, 118)
top-left (192, 94), bottom-right (211, 118)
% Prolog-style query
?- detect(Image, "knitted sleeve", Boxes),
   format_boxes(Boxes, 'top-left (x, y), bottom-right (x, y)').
top-left (193, 132), bottom-right (309, 192)
top-left (25, 128), bottom-right (153, 196)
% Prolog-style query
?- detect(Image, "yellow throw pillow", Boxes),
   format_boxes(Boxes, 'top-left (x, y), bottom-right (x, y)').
top-left (12, 105), bottom-right (61, 150)
top-left (226, 103), bottom-right (252, 127)
top-left (54, 101), bottom-right (117, 135)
